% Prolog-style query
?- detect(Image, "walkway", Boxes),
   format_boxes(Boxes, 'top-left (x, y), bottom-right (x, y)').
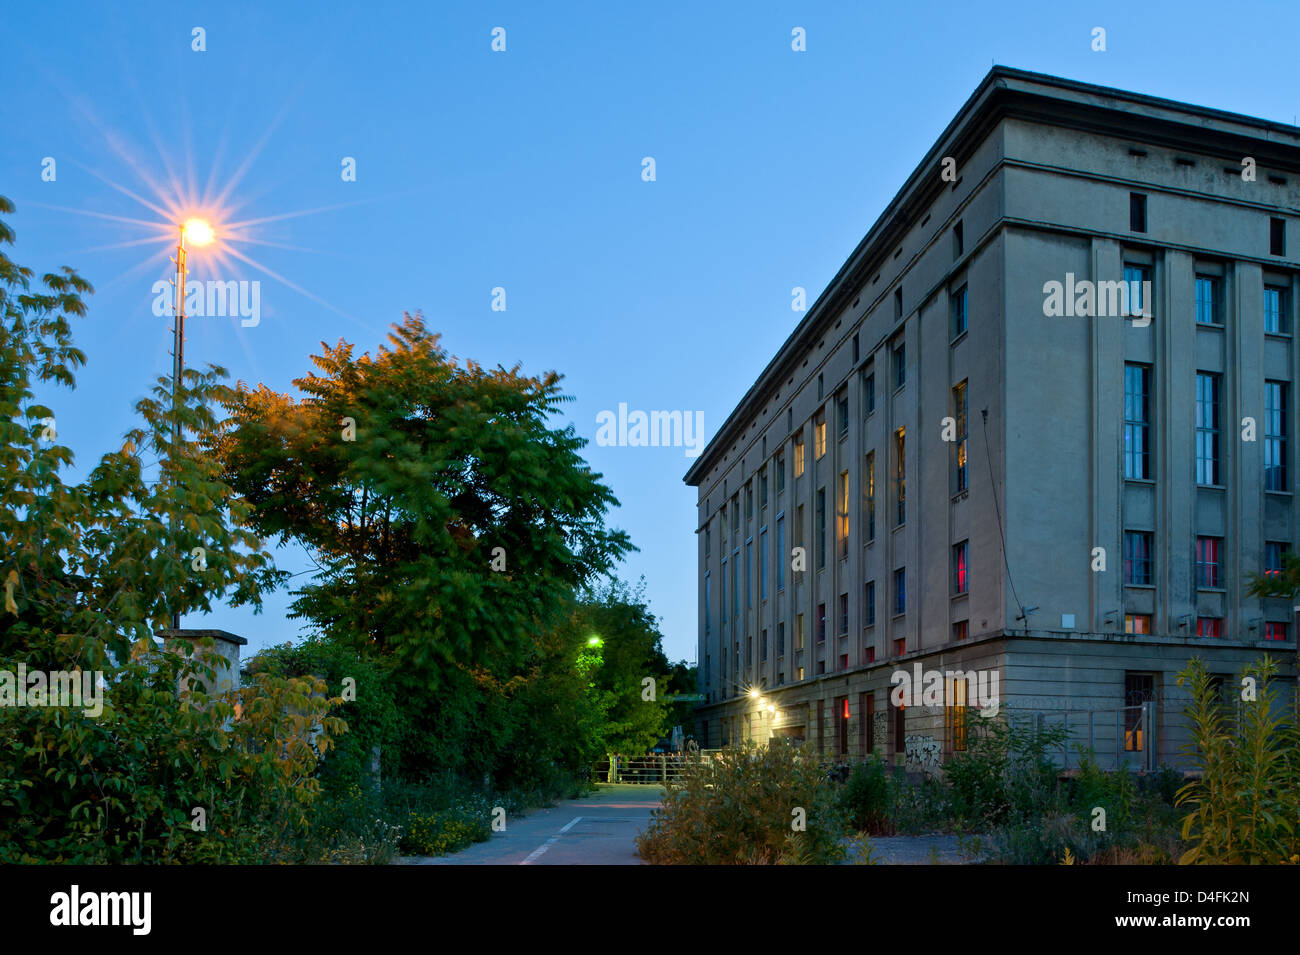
top-left (407, 784), bottom-right (663, 865)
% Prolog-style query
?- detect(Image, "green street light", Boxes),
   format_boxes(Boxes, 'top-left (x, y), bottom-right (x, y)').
top-left (587, 635), bottom-right (603, 648)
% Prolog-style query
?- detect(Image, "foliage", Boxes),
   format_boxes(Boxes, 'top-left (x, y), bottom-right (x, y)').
top-left (637, 742), bottom-right (846, 865)
top-left (839, 756), bottom-right (894, 834)
top-left (246, 637), bottom-right (401, 793)
top-left (1176, 655), bottom-right (1300, 864)
top-left (0, 196), bottom-right (333, 864)
top-left (944, 714), bottom-right (1068, 828)
top-left (0, 634), bottom-right (344, 863)
top-left (209, 313), bottom-right (632, 681)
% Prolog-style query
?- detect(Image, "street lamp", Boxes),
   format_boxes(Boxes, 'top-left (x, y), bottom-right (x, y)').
top-left (169, 218), bottom-right (214, 628)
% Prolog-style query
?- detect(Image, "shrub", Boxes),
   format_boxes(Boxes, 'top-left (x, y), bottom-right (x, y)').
top-left (839, 757), bottom-right (894, 834)
top-left (1176, 655), bottom-right (1299, 864)
top-left (637, 741), bottom-right (845, 865)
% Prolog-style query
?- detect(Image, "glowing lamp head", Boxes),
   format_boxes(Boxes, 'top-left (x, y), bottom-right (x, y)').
top-left (586, 635), bottom-right (602, 648)
top-left (748, 687), bottom-right (760, 700)
top-left (183, 218), bottom-right (215, 247)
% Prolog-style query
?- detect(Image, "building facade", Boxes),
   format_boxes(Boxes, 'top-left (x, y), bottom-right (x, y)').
top-left (684, 67), bottom-right (1299, 770)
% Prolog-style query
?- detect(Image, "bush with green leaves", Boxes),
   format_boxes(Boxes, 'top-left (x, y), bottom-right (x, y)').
top-left (1176, 655), bottom-right (1299, 864)
top-left (637, 742), bottom-right (846, 865)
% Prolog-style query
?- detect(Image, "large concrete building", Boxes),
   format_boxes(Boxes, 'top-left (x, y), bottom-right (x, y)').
top-left (684, 67), bottom-right (1299, 770)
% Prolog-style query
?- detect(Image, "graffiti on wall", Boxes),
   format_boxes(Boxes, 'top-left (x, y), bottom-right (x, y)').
top-left (904, 734), bottom-right (942, 772)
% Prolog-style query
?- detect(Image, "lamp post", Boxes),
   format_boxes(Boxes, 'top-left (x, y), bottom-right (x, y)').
top-left (169, 218), bottom-right (213, 629)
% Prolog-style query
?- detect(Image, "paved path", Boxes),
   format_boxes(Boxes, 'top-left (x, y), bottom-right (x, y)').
top-left (408, 784), bottom-right (663, 865)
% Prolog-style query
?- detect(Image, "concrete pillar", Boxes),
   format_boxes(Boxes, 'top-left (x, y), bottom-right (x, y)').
top-left (156, 628), bottom-right (246, 697)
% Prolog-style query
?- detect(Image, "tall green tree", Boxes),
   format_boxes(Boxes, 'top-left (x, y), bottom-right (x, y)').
top-left (0, 196), bottom-right (335, 863)
top-left (210, 313), bottom-right (632, 679)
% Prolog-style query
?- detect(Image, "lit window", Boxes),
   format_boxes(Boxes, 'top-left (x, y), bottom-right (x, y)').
top-left (814, 412), bottom-right (827, 459)
top-left (794, 433), bottom-right (805, 477)
top-left (894, 568), bottom-right (906, 616)
top-left (1196, 537), bottom-right (1222, 589)
top-left (1196, 617), bottom-right (1222, 638)
top-left (1264, 622), bottom-right (1288, 641)
top-left (1124, 614), bottom-right (1152, 634)
top-left (953, 540), bottom-right (968, 594)
top-left (954, 381), bottom-right (968, 493)
top-left (836, 470), bottom-right (849, 560)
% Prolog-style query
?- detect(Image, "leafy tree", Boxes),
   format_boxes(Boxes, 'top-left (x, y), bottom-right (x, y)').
top-left (577, 578), bottom-right (672, 756)
top-left (0, 196), bottom-right (337, 863)
top-left (209, 313), bottom-right (632, 680)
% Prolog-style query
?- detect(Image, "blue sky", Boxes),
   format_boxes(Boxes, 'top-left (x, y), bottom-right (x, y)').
top-left (5, 0), bottom-right (1300, 662)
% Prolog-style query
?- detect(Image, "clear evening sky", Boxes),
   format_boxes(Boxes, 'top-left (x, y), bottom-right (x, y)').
top-left (5, 1), bottom-right (1299, 661)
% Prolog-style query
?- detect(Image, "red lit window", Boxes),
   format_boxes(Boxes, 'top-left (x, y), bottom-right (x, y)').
top-left (1265, 622), bottom-right (1288, 641)
top-left (1196, 617), bottom-right (1222, 638)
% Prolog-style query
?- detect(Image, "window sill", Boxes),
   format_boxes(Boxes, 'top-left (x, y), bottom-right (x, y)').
top-left (1125, 478), bottom-right (1156, 486)
top-left (1265, 332), bottom-right (1292, 341)
top-left (950, 330), bottom-right (968, 347)
top-left (1197, 483), bottom-right (1226, 491)
top-left (1265, 490), bottom-right (1293, 498)
top-left (952, 488), bottom-right (969, 503)
top-left (1124, 583), bottom-right (1156, 590)
top-left (952, 591), bottom-right (968, 601)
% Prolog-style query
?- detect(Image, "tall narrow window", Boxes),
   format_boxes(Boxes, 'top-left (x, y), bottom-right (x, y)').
top-left (794, 504), bottom-right (805, 583)
top-left (954, 381), bottom-right (968, 493)
top-left (953, 540), bottom-right (968, 595)
top-left (1123, 264), bottom-right (1151, 318)
top-left (776, 515), bottom-right (786, 592)
top-left (1124, 531), bottom-right (1153, 585)
top-left (815, 488), bottom-right (826, 570)
top-left (1124, 364), bottom-right (1152, 479)
top-left (1195, 275), bottom-right (1221, 326)
top-left (759, 468), bottom-right (768, 513)
top-left (704, 572), bottom-right (711, 635)
top-left (837, 393), bottom-right (849, 439)
top-left (864, 371), bottom-right (875, 415)
top-left (759, 527), bottom-right (768, 601)
top-left (953, 220), bottom-right (964, 257)
top-left (894, 287), bottom-right (903, 320)
top-left (795, 614), bottom-right (805, 650)
top-left (814, 412), bottom-right (827, 459)
top-left (761, 628), bottom-right (768, 662)
top-left (1270, 217), bottom-right (1286, 256)
top-left (865, 452), bottom-right (876, 541)
top-left (1196, 536), bottom-right (1223, 589)
top-left (894, 568), bottom-right (906, 616)
top-left (776, 453), bottom-right (786, 495)
top-left (951, 284), bottom-right (968, 339)
top-left (839, 594), bottom-right (848, 636)
top-left (777, 621), bottom-right (785, 656)
top-left (704, 520), bottom-right (710, 558)
top-left (946, 677), bottom-right (967, 752)
top-left (1265, 541), bottom-right (1287, 578)
top-left (1266, 381), bottom-right (1288, 491)
top-left (865, 580), bottom-right (875, 626)
top-left (895, 428), bottom-right (906, 525)
top-left (836, 470), bottom-right (849, 560)
top-left (731, 548), bottom-right (739, 618)
top-left (720, 559), bottom-right (727, 624)
top-left (1196, 372), bottom-right (1221, 485)
top-left (1264, 285), bottom-right (1289, 335)
top-left (1129, 192), bottom-right (1147, 233)
top-left (893, 340), bottom-right (906, 389)
top-left (794, 432), bottom-right (805, 477)
top-left (816, 603), bottom-right (826, 643)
